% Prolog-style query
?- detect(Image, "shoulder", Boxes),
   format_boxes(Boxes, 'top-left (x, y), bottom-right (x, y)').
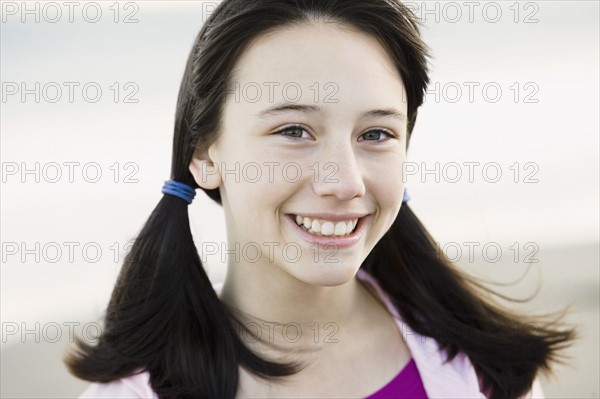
top-left (522, 377), bottom-right (545, 399)
top-left (79, 371), bottom-right (158, 399)
top-left (212, 280), bottom-right (224, 296)
top-left (356, 269), bottom-right (483, 397)
top-left (356, 268), bottom-right (546, 399)
top-left (79, 281), bottom-right (222, 398)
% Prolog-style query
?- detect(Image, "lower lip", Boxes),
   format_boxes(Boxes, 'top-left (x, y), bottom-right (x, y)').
top-left (286, 214), bottom-right (370, 249)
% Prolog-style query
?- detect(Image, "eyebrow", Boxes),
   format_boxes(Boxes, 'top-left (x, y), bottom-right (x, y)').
top-left (258, 103), bottom-right (406, 121)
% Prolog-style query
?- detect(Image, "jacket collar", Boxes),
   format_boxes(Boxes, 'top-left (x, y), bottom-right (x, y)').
top-left (356, 268), bottom-right (486, 398)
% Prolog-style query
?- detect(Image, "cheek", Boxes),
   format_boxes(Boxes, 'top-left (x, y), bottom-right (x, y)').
top-left (384, 172), bottom-right (405, 202)
top-left (371, 178), bottom-right (404, 217)
top-left (223, 185), bottom-right (272, 244)
top-left (365, 154), bottom-right (405, 197)
top-left (364, 158), bottom-right (405, 224)
top-left (221, 169), bottom-right (292, 229)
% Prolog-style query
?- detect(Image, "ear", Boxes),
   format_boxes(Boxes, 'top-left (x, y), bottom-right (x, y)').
top-left (189, 147), bottom-right (222, 190)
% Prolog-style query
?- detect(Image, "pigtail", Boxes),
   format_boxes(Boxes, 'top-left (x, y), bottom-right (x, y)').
top-left (362, 203), bottom-right (576, 399)
top-left (65, 193), bottom-right (300, 398)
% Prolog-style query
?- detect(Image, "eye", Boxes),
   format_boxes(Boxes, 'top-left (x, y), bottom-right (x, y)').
top-left (274, 125), bottom-right (312, 141)
top-left (358, 129), bottom-right (398, 143)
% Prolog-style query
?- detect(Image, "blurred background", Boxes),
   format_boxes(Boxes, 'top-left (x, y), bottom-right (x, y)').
top-left (1, 1), bottom-right (598, 397)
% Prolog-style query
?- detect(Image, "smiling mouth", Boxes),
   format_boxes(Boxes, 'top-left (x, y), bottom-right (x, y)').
top-left (289, 214), bottom-right (364, 237)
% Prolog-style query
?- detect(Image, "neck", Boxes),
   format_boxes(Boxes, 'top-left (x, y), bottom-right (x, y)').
top-left (218, 260), bottom-right (369, 354)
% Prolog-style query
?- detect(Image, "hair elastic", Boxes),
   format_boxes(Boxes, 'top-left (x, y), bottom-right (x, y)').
top-left (162, 180), bottom-right (197, 204)
top-left (402, 187), bottom-right (410, 204)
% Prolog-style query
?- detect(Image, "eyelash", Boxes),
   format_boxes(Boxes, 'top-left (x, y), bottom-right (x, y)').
top-left (274, 125), bottom-right (398, 143)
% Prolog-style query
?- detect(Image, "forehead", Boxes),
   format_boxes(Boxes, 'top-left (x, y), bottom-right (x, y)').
top-left (226, 22), bottom-right (407, 112)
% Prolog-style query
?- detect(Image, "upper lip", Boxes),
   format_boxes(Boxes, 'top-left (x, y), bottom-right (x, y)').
top-left (287, 212), bottom-right (370, 221)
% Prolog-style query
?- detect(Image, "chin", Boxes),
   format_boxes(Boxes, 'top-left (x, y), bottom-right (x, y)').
top-left (288, 263), bottom-right (360, 287)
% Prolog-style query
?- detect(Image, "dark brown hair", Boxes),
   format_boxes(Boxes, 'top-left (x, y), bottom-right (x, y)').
top-left (65, 1), bottom-right (575, 398)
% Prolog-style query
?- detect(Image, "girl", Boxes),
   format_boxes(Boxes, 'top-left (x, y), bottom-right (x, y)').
top-left (67, 1), bottom-right (575, 398)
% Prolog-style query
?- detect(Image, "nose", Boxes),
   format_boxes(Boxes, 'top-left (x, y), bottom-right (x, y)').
top-left (312, 141), bottom-right (366, 200)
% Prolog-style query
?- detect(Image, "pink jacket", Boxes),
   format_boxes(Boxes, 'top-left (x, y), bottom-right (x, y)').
top-left (80, 269), bottom-right (545, 398)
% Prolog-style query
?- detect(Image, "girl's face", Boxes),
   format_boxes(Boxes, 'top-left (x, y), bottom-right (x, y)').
top-left (191, 22), bottom-right (408, 287)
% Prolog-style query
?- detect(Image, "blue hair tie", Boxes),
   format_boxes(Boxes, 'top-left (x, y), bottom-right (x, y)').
top-left (402, 187), bottom-right (410, 204)
top-left (162, 180), bottom-right (197, 204)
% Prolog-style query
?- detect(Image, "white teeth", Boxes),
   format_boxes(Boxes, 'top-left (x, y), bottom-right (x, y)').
top-left (311, 219), bottom-right (321, 232)
top-left (321, 222), bottom-right (334, 235)
top-left (294, 215), bottom-right (360, 237)
top-left (303, 217), bottom-right (312, 229)
top-left (334, 222), bottom-right (346, 235)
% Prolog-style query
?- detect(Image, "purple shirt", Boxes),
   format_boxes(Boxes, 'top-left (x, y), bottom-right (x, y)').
top-left (366, 358), bottom-right (428, 398)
